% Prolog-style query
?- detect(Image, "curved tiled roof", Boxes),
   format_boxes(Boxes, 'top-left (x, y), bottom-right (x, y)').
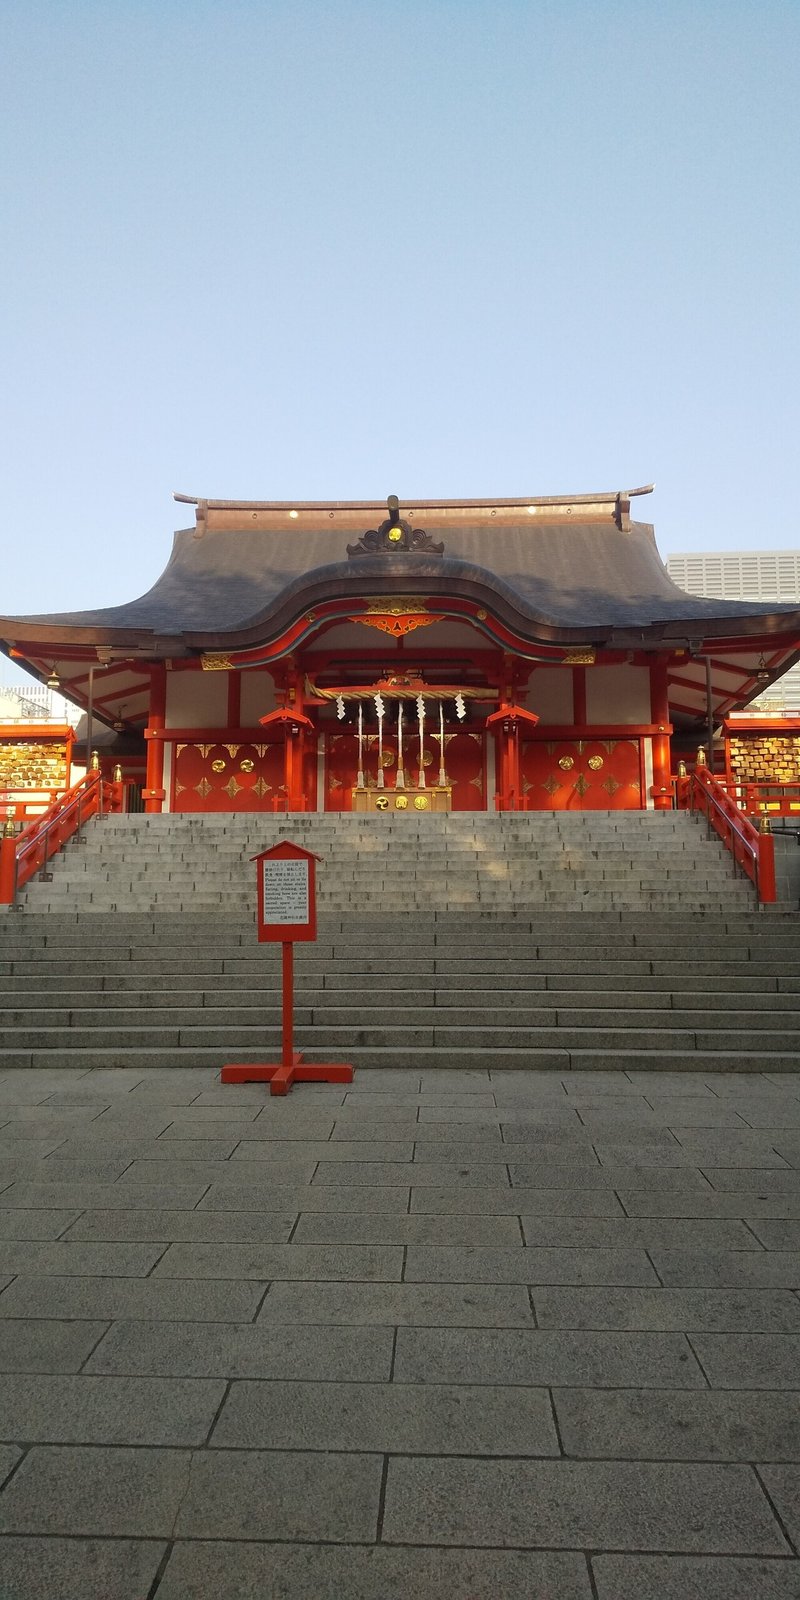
top-left (10, 511), bottom-right (798, 644)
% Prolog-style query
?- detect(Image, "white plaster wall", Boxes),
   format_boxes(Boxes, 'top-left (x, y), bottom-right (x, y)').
top-left (240, 670), bottom-right (277, 725)
top-left (165, 670), bottom-right (227, 729)
top-left (586, 665), bottom-right (650, 725)
top-left (642, 736), bottom-right (654, 809)
top-left (526, 668), bottom-right (573, 724)
top-left (485, 734), bottom-right (496, 803)
top-left (162, 743), bottom-right (173, 813)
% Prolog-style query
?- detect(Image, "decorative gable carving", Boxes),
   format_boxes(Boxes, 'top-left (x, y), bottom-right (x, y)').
top-left (347, 495), bottom-right (444, 558)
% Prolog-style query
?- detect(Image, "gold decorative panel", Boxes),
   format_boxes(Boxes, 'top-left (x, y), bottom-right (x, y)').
top-left (728, 733), bottom-right (800, 785)
top-left (0, 739), bottom-right (69, 791)
top-left (201, 654), bottom-right (234, 671)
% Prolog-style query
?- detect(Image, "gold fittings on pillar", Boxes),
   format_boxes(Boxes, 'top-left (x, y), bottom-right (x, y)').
top-left (759, 814), bottom-right (772, 834)
top-left (696, 746), bottom-right (707, 766)
top-left (90, 751), bottom-right (100, 771)
top-left (112, 764), bottom-right (122, 783)
top-left (677, 760), bottom-right (687, 778)
top-left (2, 819), bottom-right (16, 838)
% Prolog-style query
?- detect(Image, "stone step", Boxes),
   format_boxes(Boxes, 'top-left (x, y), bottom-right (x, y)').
top-left (0, 1021), bottom-right (796, 1052)
top-left (2, 984), bottom-right (797, 1010)
top-left (1, 1044), bottom-right (799, 1074)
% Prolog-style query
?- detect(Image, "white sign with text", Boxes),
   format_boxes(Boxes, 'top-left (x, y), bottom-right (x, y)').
top-left (262, 857), bottom-right (310, 924)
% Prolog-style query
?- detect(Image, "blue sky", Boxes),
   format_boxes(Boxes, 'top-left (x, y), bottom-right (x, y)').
top-left (1, 0), bottom-right (798, 639)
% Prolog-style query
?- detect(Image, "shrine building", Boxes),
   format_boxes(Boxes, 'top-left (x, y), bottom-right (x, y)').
top-left (3, 487), bottom-right (800, 815)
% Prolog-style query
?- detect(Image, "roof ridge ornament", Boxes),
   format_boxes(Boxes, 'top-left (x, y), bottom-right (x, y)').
top-left (347, 495), bottom-right (445, 558)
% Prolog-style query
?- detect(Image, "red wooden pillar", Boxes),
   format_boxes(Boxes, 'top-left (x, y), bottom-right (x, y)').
top-left (260, 708), bottom-right (314, 812)
top-left (143, 663), bottom-right (166, 813)
top-left (487, 705), bottom-right (539, 811)
top-left (649, 657), bottom-right (672, 811)
top-left (284, 728), bottom-right (297, 809)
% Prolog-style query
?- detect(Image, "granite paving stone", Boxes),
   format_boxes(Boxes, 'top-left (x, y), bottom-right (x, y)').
top-left (394, 1327), bottom-right (704, 1386)
top-left (651, 1248), bottom-right (800, 1288)
top-left (1, 1160), bottom-right (131, 1184)
top-left (153, 1242), bottom-right (403, 1280)
top-left (118, 1158), bottom-right (319, 1184)
top-left (554, 1386), bottom-right (800, 1461)
top-left (173, 1447), bottom-right (382, 1542)
top-left (591, 1554), bottom-right (800, 1598)
top-left (0, 1444), bottom-right (192, 1536)
top-left (519, 1215), bottom-right (760, 1249)
top-left (0, 1208), bottom-right (82, 1239)
top-left (404, 1244), bottom-right (658, 1284)
top-left (410, 1185), bottom-right (624, 1215)
top-left (381, 1457), bottom-right (790, 1552)
top-left (0, 1064), bottom-right (799, 1593)
top-left (198, 1182), bottom-right (411, 1212)
top-left (689, 1334), bottom-right (800, 1389)
top-left (65, 1208), bottom-right (297, 1242)
top-left (620, 1189), bottom-right (800, 1219)
top-left (0, 1445), bottom-right (21, 1486)
top-left (292, 1213), bottom-right (524, 1245)
top-left (0, 1138), bottom-right (69, 1160)
top-left (231, 1139), bottom-right (415, 1162)
top-left (0, 1240), bottom-right (166, 1276)
top-left (676, 1136), bottom-right (791, 1167)
top-left (314, 1159), bottom-right (512, 1186)
top-left (533, 1286), bottom-right (800, 1331)
top-left (0, 1536), bottom-right (168, 1600)
top-left (756, 1465), bottom-right (800, 1550)
top-left (257, 1281), bottom-right (536, 1326)
top-left (85, 1318), bottom-right (395, 1380)
top-left (0, 1372), bottom-right (226, 1445)
top-left (0, 1275), bottom-right (265, 1321)
top-left (386, 1121), bottom-right (503, 1141)
top-left (0, 1319), bottom-right (109, 1373)
top-left (740, 1107), bottom-right (800, 1128)
top-left (638, 1101), bottom-right (754, 1126)
top-left (747, 1220), bottom-right (800, 1249)
top-left (0, 1182), bottom-right (211, 1209)
top-left (155, 1543), bottom-right (593, 1600)
top-left (705, 1170), bottom-right (800, 1192)
top-left (210, 1377), bottom-right (559, 1454)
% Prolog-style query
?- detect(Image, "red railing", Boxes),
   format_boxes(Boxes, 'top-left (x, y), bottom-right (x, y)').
top-left (689, 769), bottom-right (776, 903)
top-left (0, 772), bottom-right (123, 908)
top-left (1, 788), bottom-right (65, 821)
top-left (731, 782), bottom-right (800, 818)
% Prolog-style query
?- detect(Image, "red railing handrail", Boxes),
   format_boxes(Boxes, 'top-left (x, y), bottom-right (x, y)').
top-left (689, 769), bottom-right (776, 903)
top-left (734, 781), bottom-right (800, 818)
top-left (0, 772), bottom-right (123, 907)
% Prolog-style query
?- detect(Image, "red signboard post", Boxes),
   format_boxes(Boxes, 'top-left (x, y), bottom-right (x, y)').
top-left (221, 840), bottom-right (354, 1096)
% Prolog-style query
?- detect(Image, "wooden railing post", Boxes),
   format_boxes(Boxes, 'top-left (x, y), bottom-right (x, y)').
top-left (0, 829), bottom-right (17, 906)
top-left (758, 818), bottom-right (777, 904)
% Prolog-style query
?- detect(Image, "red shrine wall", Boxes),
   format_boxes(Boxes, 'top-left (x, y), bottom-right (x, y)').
top-left (156, 658), bottom-right (661, 814)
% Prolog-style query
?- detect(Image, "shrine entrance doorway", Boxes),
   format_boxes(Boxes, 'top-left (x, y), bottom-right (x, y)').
top-left (324, 730), bottom-right (486, 812)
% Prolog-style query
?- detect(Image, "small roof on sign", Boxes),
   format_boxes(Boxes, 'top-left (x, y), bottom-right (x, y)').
top-left (250, 840), bottom-right (322, 863)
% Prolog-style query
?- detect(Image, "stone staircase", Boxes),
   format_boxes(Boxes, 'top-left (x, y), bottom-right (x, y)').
top-left (1, 810), bottom-right (798, 1072)
top-left (11, 810), bottom-right (762, 915)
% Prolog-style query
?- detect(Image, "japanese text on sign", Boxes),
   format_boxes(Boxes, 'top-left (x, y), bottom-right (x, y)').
top-left (262, 858), bottom-right (310, 924)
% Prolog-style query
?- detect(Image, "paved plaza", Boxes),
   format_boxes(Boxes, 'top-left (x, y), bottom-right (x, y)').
top-left (0, 1064), bottom-right (799, 1597)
